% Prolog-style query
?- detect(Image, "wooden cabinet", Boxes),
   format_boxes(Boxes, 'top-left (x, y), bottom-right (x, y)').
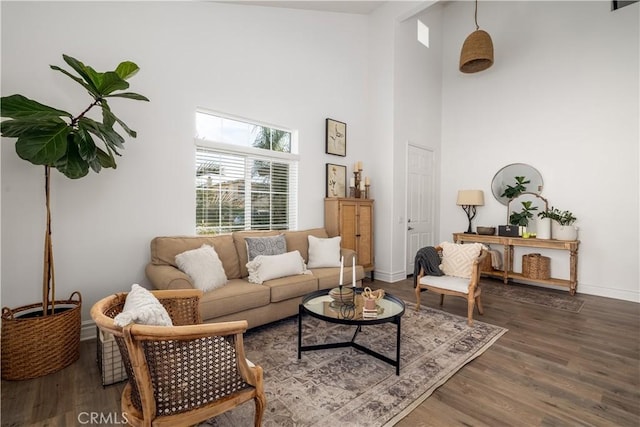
top-left (453, 233), bottom-right (580, 295)
top-left (325, 198), bottom-right (374, 276)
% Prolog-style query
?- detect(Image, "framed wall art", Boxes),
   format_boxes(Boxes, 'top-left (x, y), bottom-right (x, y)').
top-left (326, 118), bottom-right (346, 156)
top-left (326, 163), bottom-right (346, 198)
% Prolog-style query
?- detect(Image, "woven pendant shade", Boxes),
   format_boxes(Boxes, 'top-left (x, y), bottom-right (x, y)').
top-left (459, 29), bottom-right (494, 73)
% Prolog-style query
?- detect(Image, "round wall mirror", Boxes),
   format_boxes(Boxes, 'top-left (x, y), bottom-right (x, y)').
top-left (491, 163), bottom-right (543, 205)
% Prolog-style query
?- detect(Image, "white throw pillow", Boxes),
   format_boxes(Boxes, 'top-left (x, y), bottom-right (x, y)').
top-left (307, 235), bottom-right (342, 268)
top-left (113, 284), bottom-right (173, 327)
top-left (246, 250), bottom-right (309, 284)
top-left (439, 242), bottom-right (484, 279)
top-left (175, 244), bottom-right (228, 291)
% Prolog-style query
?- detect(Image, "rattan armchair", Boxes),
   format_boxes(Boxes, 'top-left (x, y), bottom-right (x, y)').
top-left (91, 289), bottom-right (265, 427)
top-left (415, 246), bottom-right (488, 326)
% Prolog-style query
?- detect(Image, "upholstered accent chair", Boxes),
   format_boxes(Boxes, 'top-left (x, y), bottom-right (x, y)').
top-left (415, 243), bottom-right (488, 326)
top-left (91, 289), bottom-right (265, 427)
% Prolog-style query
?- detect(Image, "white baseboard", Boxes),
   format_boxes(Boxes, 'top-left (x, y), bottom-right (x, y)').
top-left (370, 270), bottom-right (407, 283)
top-left (577, 283), bottom-right (640, 303)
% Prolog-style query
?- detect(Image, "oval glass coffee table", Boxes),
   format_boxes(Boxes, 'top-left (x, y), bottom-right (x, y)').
top-left (297, 287), bottom-right (405, 375)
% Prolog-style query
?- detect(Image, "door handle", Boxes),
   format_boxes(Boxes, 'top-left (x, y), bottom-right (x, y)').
top-left (407, 226), bottom-right (414, 231)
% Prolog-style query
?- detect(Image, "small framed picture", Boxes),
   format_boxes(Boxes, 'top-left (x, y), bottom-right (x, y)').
top-left (326, 118), bottom-right (346, 156)
top-left (326, 163), bottom-right (346, 198)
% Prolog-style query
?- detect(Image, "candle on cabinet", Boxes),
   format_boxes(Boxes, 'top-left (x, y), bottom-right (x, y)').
top-left (339, 256), bottom-right (344, 285)
top-left (357, 161), bottom-right (363, 171)
top-left (350, 177), bottom-right (355, 187)
top-left (365, 176), bottom-right (370, 185)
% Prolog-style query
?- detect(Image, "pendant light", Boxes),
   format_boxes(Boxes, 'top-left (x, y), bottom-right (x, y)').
top-left (459, 0), bottom-right (494, 73)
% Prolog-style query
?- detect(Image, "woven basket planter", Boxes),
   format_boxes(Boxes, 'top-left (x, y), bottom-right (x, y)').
top-left (522, 254), bottom-right (550, 280)
top-left (1, 292), bottom-right (81, 380)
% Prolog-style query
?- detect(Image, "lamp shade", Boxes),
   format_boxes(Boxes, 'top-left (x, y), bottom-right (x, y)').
top-left (459, 30), bottom-right (494, 73)
top-left (457, 190), bottom-right (485, 206)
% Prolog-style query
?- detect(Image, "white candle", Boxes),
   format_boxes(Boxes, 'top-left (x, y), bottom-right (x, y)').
top-left (357, 161), bottom-right (363, 171)
top-left (350, 177), bottom-right (355, 188)
top-left (352, 256), bottom-right (356, 287)
top-left (360, 180), bottom-right (365, 190)
top-left (365, 176), bottom-right (370, 185)
top-left (339, 256), bottom-right (344, 285)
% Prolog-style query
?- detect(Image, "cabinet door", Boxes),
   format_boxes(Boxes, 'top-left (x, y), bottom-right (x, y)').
top-left (356, 202), bottom-right (373, 267)
top-left (339, 201), bottom-right (358, 251)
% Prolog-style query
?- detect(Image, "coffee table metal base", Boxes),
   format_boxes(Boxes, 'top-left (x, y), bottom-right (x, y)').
top-left (297, 306), bottom-right (402, 375)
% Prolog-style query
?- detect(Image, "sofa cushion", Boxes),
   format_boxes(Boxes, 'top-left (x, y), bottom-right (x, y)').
top-left (199, 279), bottom-right (271, 319)
top-left (419, 274), bottom-right (470, 294)
top-left (261, 274), bottom-right (318, 303)
top-left (283, 228), bottom-right (329, 262)
top-left (233, 230), bottom-right (280, 278)
top-left (245, 234), bottom-right (287, 261)
top-left (175, 244), bottom-right (228, 291)
top-left (150, 235), bottom-right (241, 279)
top-left (246, 250), bottom-right (309, 285)
top-left (307, 235), bottom-right (342, 268)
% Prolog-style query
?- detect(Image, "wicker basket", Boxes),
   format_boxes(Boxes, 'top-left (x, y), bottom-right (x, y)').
top-left (522, 254), bottom-right (550, 280)
top-left (1, 292), bottom-right (81, 380)
top-left (480, 253), bottom-right (494, 272)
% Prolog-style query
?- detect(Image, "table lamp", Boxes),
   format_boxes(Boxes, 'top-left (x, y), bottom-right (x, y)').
top-left (457, 190), bottom-right (484, 233)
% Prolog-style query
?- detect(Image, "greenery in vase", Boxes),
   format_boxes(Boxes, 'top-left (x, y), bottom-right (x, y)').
top-left (0, 54), bottom-right (148, 314)
top-left (501, 175), bottom-right (530, 199)
top-left (537, 207), bottom-right (577, 226)
top-left (509, 201), bottom-right (538, 227)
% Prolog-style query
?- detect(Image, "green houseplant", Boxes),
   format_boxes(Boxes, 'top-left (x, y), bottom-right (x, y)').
top-left (509, 200), bottom-right (539, 227)
top-left (538, 207), bottom-right (578, 240)
top-left (0, 54), bottom-right (148, 380)
top-left (538, 207), bottom-right (577, 226)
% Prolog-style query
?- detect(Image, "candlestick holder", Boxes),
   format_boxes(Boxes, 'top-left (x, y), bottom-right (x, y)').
top-left (365, 184), bottom-right (370, 199)
top-left (349, 186), bottom-right (356, 198)
top-left (353, 170), bottom-right (362, 199)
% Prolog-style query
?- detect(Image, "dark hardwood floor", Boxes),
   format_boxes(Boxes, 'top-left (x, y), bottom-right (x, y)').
top-left (2, 278), bottom-right (639, 426)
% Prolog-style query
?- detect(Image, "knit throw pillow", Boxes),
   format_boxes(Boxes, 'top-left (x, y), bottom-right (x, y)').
top-left (113, 284), bottom-right (173, 327)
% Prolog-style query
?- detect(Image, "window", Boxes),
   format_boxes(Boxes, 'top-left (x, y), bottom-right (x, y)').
top-left (195, 110), bottom-right (298, 235)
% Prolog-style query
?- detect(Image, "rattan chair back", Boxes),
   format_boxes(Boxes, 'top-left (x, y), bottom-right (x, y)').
top-left (91, 289), bottom-right (265, 426)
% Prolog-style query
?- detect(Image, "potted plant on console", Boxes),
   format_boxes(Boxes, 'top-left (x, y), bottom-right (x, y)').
top-left (0, 54), bottom-right (148, 380)
top-left (538, 207), bottom-right (578, 241)
top-left (509, 200), bottom-right (538, 236)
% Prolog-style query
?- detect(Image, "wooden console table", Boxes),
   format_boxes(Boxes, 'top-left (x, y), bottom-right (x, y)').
top-left (453, 233), bottom-right (580, 295)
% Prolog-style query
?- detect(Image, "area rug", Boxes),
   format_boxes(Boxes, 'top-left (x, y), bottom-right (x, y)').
top-left (481, 279), bottom-right (585, 313)
top-left (201, 303), bottom-right (507, 427)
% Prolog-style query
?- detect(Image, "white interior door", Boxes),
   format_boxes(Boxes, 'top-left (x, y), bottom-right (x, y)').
top-left (406, 145), bottom-right (436, 276)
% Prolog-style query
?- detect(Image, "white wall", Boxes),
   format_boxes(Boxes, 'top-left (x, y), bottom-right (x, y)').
top-left (439, 1), bottom-right (639, 301)
top-left (392, 4), bottom-right (444, 281)
top-left (0, 1), bottom-right (371, 327)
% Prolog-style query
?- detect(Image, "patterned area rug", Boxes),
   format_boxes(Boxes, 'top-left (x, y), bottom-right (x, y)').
top-left (481, 279), bottom-right (585, 313)
top-left (201, 303), bottom-right (507, 427)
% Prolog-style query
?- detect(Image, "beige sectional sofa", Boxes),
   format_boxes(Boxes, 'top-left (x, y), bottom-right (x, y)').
top-left (145, 228), bottom-right (365, 329)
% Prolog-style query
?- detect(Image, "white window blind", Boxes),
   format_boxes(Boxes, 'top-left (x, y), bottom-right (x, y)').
top-left (195, 111), bottom-right (298, 235)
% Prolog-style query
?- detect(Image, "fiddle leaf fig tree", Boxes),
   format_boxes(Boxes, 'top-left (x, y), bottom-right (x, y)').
top-left (1, 54), bottom-right (149, 179)
top-left (0, 54), bottom-right (149, 314)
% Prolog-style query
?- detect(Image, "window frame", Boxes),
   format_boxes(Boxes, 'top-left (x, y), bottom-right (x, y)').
top-left (194, 110), bottom-right (299, 235)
